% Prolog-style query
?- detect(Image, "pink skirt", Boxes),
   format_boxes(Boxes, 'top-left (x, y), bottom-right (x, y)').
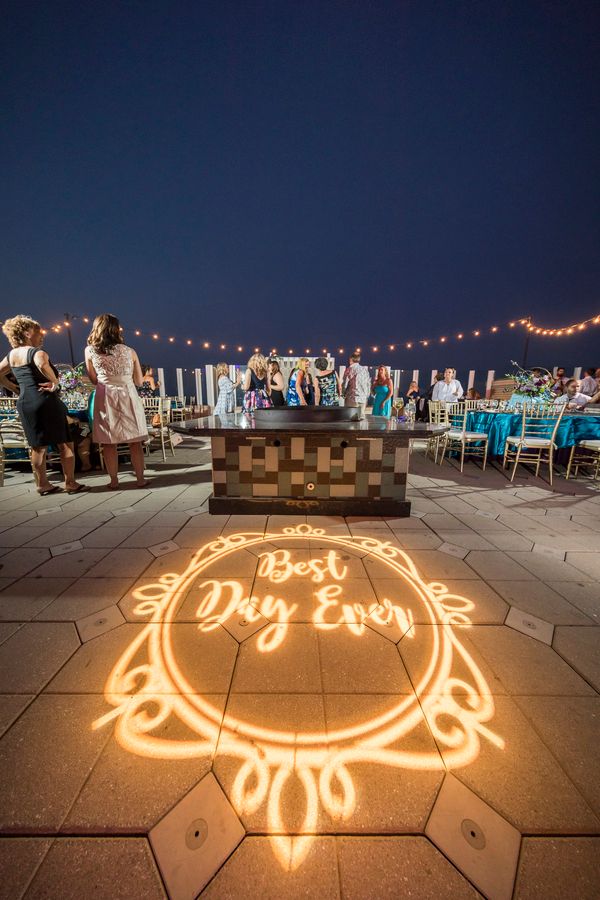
top-left (92, 379), bottom-right (148, 445)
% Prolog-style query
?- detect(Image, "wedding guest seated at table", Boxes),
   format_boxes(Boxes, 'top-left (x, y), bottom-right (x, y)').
top-left (579, 367), bottom-right (598, 397)
top-left (432, 367), bottom-right (464, 403)
top-left (551, 366), bottom-right (568, 394)
top-left (214, 362), bottom-right (241, 415)
top-left (553, 379), bottom-right (590, 409)
top-left (138, 365), bottom-right (159, 398)
top-left (404, 381), bottom-right (420, 402)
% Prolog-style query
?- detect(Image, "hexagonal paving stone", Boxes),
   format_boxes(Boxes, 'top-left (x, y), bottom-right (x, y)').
top-left (514, 837), bottom-right (600, 899)
top-left (202, 836), bottom-right (340, 899)
top-left (24, 838), bottom-right (165, 900)
top-left (0, 622), bottom-right (80, 693)
top-left (337, 836), bottom-right (479, 899)
top-left (0, 694), bottom-right (113, 832)
top-left (553, 626), bottom-right (600, 692)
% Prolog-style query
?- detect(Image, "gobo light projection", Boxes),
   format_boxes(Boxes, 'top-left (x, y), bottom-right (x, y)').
top-left (94, 525), bottom-right (503, 867)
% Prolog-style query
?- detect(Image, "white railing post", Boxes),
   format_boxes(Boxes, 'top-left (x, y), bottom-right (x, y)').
top-left (205, 365), bottom-right (215, 407)
top-left (467, 369), bottom-right (476, 391)
top-left (412, 369), bottom-right (419, 386)
top-left (485, 370), bottom-right (495, 399)
top-left (157, 367), bottom-right (166, 398)
top-left (339, 365), bottom-right (346, 405)
top-left (393, 369), bottom-right (400, 399)
top-left (430, 369), bottom-right (438, 386)
top-left (194, 368), bottom-right (203, 406)
top-left (176, 368), bottom-right (184, 400)
top-left (573, 366), bottom-right (582, 381)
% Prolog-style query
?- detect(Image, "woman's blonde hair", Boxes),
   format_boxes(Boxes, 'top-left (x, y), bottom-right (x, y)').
top-left (216, 362), bottom-right (230, 379)
top-left (247, 354), bottom-right (268, 378)
top-left (2, 315), bottom-right (41, 348)
top-left (295, 357), bottom-right (310, 371)
top-left (88, 313), bottom-right (123, 355)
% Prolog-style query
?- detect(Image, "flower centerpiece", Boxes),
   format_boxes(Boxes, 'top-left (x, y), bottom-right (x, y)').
top-left (58, 363), bottom-right (91, 410)
top-left (505, 362), bottom-right (554, 409)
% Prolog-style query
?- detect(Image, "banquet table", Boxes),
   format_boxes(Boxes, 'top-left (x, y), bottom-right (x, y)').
top-left (465, 411), bottom-right (600, 457)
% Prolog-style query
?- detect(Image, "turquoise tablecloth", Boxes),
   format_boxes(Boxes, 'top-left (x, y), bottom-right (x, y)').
top-left (466, 412), bottom-right (600, 457)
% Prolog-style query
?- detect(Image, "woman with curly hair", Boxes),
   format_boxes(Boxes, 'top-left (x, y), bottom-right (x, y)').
top-left (0, 315), bottom-right (87, 495)
top-left (241, 353), bottom-right (272, 412)
top-left (85, 313), bottom-right (148, 489)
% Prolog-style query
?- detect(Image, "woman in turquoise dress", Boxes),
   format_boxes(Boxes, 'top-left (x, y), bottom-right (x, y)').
top-left (286, 358), bottom-right (309, 406)
top-left (372, 365), bottom-right (393, 417)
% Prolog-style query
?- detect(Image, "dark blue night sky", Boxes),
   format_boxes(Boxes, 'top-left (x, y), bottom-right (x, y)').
top-left (2, 0), bottom-right (599, 373)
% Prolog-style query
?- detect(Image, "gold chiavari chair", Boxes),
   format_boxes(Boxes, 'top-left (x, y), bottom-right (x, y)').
top-left (427, 401), bottom-right (449, 463)
top-left (0, 420), bottom-right (29, 486)
top-left (503, 403), bottom-right (566, 484)
top-left (566, 439), bottom-right (600, 481)
top-left (439, 402), bottom-right (488, 472)
top-left (144, 396), bottom-right (175, 462)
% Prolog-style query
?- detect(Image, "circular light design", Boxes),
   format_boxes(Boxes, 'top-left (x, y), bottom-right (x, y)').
top-left (94, 526), bottom-right (502, 869)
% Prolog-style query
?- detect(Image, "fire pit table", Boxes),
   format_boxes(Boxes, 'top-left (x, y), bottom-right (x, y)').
top-left (170, 407), bottom-right (447, 516)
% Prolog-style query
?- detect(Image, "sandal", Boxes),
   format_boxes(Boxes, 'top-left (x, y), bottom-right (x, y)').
top-left (37, 485), bottom-right (62, 496)
top-left (65, 484), bottom-right (90, 495)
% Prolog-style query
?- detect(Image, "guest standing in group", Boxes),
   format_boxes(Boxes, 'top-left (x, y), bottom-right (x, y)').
top-left (268, 359), bottom-right (286, 406)
top-left (85, 313), bottom-right (148, 489)
top-left (0, 315), bottom-right (87, 495)
top-left (372, 365), bottom-right (393, 417)
top-left (214, 362), bottom-right (241, 415)
top-left (242, 354), bottom-right (272, 412)
top-left (314, 357), bottom-right (341, 406)
top-left (432, 367), bottom-right (464, 403)
top-left (287, 358), bottom-right (310, 406)
top-left (342, 352), bottom-right (371, 418)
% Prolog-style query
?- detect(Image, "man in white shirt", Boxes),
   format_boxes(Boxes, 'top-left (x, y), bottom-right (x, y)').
top-left (553, 379), bottom-right (590, 409)
top-left (432, 367), bottom-right (464, 403)
top-left (342, 353), bottom-right (372, 419)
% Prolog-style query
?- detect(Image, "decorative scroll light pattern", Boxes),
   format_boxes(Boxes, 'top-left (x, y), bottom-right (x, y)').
top-left (93, 525), bottom-right (504, 868)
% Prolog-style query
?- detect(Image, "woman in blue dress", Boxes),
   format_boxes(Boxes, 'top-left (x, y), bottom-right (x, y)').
top-left (372, 365), bottom-right (393, 417)
top-left (286, 358), bottom-right (309, 406)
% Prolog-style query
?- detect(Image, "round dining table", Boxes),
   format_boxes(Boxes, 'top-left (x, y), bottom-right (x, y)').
top-left (465, 410), bottom-right (600, 457)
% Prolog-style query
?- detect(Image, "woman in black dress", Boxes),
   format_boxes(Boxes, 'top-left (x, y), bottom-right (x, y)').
top-left (0, 315), bottom-right (86, 495)
top-left (268, 359), bottom-right (286, 406)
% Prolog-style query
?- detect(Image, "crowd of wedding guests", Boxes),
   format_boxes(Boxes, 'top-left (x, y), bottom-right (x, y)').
top-left (2, 310), bottom-right (599, 493)
top-left (216, 356), bottom-right (600, 419)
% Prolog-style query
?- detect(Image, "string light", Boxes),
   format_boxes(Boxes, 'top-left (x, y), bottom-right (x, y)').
top-left (33, 310), bottom-right (600, 358)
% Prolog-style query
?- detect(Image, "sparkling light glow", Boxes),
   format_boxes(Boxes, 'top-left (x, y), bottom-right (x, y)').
top-left (93, 526), bottom-right (503, 870)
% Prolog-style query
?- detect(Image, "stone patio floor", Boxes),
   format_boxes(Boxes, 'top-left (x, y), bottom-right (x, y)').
top-left (0, 443), bottom-right (599, 899)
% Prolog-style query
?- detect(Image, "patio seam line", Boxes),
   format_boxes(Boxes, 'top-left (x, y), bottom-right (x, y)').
top-left (549, 643), bottom-right (600, 697)
top-left (510, 694), bottom-right (600, 826)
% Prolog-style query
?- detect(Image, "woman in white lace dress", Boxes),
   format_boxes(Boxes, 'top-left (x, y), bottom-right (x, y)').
top-left (85, 314), bottom-right (148, 489)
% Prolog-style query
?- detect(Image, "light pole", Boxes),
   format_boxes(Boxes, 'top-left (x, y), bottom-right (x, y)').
top-left (522, 316), bottom-right (532, 368)
top-left (63, 312), bottom-right (76, 367)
